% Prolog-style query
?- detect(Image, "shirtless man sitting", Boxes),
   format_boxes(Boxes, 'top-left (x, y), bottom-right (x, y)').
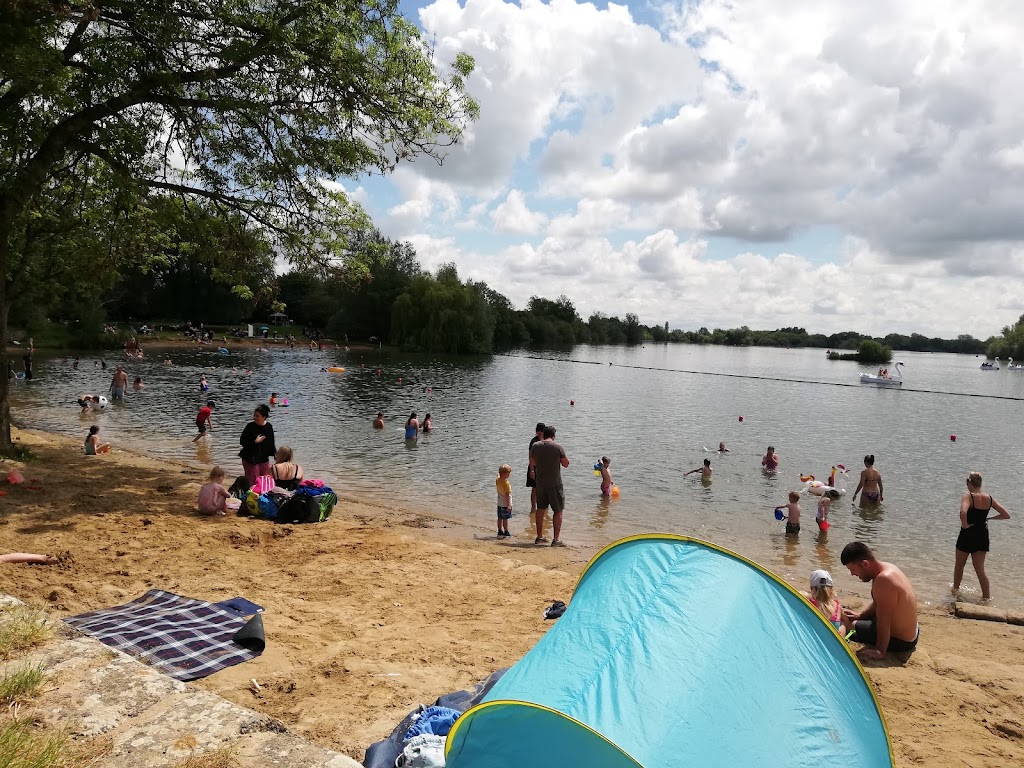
top-left (841, 541), bottom-right (918, 659)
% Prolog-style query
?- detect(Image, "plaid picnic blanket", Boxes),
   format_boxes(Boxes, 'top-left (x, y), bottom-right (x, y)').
top-left (64, 589), bottom-right (265, 681)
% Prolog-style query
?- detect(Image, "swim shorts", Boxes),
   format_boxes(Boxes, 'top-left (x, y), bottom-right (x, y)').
top-left (525, 467), bottom-right (536, 488)
top-left (785, 521), bottom-right (800, 535)
top-left (851, 620), bottom-right (919, 653)
top-left (110, 387), bottom-right (124, 399)
top-left (196, 420), bottom-right (207, 434)
top-left (497, 506), bottom-right (512, 520)
top-left (535, 485), bottom-right (565, 514)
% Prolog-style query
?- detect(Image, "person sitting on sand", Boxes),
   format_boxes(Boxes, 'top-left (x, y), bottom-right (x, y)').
top-left (809, 570), bottom-right (852, 634)
top-left (198, 466), bottom-right (230, 516)
top-left (84, 425), bottom-right (111, 455)
top-left (373, 411), bottom-right (385, 429)
top-left (685, 458), bottom-right (712, 480)
top-left (270, 446), bottom-right (304, 491)
top-left (841, 541), bottom-right (919, 658)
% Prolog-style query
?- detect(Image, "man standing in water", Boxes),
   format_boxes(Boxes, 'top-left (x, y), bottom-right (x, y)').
top-left (530, 425), bottom-right (569, 546)
top-left (110, 365), bottom-right (128, 400)
top-left (841, 541), bottom-right (919, 658)
top-left (526, 422), bottom-right (544, 513)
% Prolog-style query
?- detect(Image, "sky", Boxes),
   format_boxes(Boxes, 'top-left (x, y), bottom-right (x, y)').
top-left (341, 0), bottom-right (1024, 339)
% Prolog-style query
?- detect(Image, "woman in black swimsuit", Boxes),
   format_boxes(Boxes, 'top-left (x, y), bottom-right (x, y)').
top-left (953, 472), bottom-right (1010, 600)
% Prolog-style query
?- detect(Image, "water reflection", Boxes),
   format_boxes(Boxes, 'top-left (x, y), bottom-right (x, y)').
top-left (589, 497), bottom-right (611, 530)
top-left (851, 499), bottom-right (886, 541)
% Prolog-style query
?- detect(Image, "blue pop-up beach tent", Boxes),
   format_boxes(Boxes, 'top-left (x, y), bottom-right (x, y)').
top-left (445, 535), bottom-right (893, 768)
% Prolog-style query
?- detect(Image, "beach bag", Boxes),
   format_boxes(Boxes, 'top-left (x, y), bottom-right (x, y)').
top-left (244, 490), bottom-right (260, 516)
top-left (251, 475), bottom-right (275, 495)
top-left (257, 493), bottom-right (279, 520)
top-left (277, 489), bottom-right (336, 524)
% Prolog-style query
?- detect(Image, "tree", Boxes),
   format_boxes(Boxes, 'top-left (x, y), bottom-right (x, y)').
top-left (0, 0), bottom-right (478, 448)
top-left (987, 314), bottom-right (1024, 360)
top-left (857, 339), bottom-right (893, 364)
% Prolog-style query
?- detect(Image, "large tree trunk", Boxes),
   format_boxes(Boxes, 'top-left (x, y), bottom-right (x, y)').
top-left (0, 203), bottom-right (16, 452)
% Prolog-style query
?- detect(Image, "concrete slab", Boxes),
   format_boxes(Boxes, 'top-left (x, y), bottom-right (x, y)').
top-left (953, 602), bottom-right (1008, 622)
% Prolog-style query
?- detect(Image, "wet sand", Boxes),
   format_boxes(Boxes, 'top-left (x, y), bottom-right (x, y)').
top-left (1, 427), bottom-right (1022, 765)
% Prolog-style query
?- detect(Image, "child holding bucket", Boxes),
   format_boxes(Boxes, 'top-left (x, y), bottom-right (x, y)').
top-left (776, 491), bottom-right (802, 535)
top-left (816, 489), bottom-right (840, 531)
top-left (809, 570), bottom-right (852, 635)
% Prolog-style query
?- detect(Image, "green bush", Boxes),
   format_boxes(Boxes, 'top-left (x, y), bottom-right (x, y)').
top-left (857, 339), bottom-right (893, 364)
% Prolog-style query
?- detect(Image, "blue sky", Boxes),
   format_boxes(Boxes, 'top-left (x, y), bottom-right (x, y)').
top-left (345, 0), bottom-right (1024, 338)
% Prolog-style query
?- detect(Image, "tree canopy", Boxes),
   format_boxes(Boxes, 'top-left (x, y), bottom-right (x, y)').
top-left (0, 0), bottom-right (478, 447)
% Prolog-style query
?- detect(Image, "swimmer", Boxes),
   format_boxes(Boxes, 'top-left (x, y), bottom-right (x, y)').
top-left (77, 395), bottom-right (103, 413)
top-left (852, 454), bottom-right (883, 504)
top-left (718, 442), bottom-right (730, 453)
top-left (373, 411), bottom-right (385, 429)
top-left (163, 358), bottom-right (172, 365)
top-left (685, 458), bottom-right (713, 480)
top-left (270, 392), bottom-right (279, 406)
top-left (84, 425), bottom-right (111, 455)
top-left (200, 375), bottom-right (209, 393)
top-left (133, 377), bottom-right (144, 391)
top-left (762, 445), bottom-right (779, 471)
top-left (422, 413), bottom-right (432, 433)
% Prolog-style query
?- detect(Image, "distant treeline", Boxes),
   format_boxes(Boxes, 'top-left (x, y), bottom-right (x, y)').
top-left (15, 215), bottom-right (995, 356)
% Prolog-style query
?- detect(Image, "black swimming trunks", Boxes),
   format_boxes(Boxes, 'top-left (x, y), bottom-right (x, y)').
top-left (851, 620), bottom-right (919, 653)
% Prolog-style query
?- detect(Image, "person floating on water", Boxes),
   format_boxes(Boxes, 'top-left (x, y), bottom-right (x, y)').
top-left (852, 454), bottom-right (883, 504)
top-left (684, 458), bottom-right (712, 480)
top-left (718, 442), bottom-right (730, 453)
top-left (761, 446), bottom-right (779, 471)
top-left (495, 464), bottom-right (513, 538)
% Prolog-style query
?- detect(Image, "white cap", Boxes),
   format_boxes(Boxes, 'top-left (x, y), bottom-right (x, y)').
top-left (810, 569), bottom-right (833, 589)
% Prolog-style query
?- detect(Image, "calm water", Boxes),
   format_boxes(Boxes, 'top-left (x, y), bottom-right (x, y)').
top-left (10, 344), bottom-right (1024, 608)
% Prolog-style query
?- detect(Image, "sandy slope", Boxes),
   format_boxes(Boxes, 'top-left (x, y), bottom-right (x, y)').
top-left (1, 428), bottom-right (1021, 765)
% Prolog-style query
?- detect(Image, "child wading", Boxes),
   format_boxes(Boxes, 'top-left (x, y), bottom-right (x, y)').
top-left (495, 464), bottom-right (513, 537)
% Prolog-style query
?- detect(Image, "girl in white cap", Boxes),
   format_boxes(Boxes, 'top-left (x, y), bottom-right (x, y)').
top-left (809, 570), bottom-right (852, 635)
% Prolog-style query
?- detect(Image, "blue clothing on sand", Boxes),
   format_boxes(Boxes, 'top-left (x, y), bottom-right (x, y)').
top-left (404, 706), bottom-right (460, 740)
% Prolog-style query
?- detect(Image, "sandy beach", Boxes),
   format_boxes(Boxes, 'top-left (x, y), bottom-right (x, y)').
top-left (1, 427), bottom-right (1022, 766)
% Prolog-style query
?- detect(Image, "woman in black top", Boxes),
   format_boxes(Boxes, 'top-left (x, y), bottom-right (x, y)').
top-left (953, 471), bottom-right (1010, 600)
top-left (271, 445), bottom-right (304, 491)
top-left (239, 404), bottom-right (276, 486)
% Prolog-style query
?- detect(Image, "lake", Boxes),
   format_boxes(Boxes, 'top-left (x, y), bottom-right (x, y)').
top-left (10, 343), bottom-right (1024, 608)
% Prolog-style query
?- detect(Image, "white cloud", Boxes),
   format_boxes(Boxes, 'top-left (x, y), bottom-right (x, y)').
top-left (490, 190), bottom-right (547, 234)
top-left (352, 0), bottom-right (1024, 337)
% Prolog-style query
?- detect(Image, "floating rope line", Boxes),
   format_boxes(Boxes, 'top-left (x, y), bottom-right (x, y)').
top-left (500, 354), bottom-right (1024, 402)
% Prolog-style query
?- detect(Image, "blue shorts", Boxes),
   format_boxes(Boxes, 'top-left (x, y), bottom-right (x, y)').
top-left (497, 506), bottom-right (512, 520)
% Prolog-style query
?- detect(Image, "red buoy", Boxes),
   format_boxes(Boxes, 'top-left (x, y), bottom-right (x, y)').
top-left (950, 434), bottom-right (957, 442)
top-left (738, 416), bottom-right (744, 422)
top-left (570, 400), bottom-right (575, 406)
